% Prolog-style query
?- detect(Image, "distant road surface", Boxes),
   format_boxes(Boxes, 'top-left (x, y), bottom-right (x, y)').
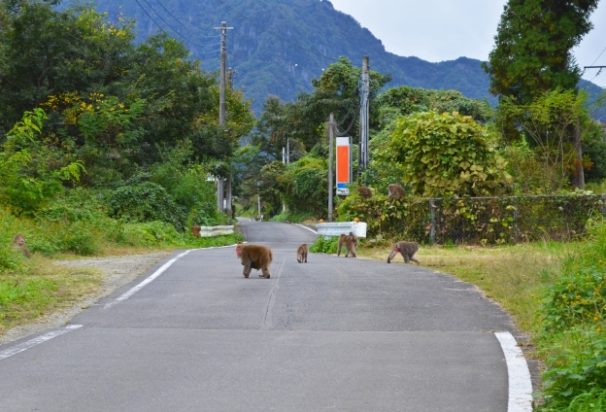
top-left (0, 221), bottom-right (529, 411)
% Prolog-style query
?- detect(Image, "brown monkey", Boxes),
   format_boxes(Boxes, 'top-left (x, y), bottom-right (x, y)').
top-left (357, 186), bottom-right (373, 198)
top-left (387, 183), bottom-right (405, 200)
top-left (12, 234), bottom-right (31, 258)
top-left (191, 224), bottom-right (201, 237)
top-left (297, 243), bottom-right (308, 263)
top-left (387, 241), bottom-right (419, 264)
top-left (337, 232), bottom-right (357, 258)
top-left (235, 242), bottom-right (272, 278)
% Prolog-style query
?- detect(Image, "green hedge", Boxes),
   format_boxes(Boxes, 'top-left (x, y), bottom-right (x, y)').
top-left (337, 194), bottom-right (606, 244)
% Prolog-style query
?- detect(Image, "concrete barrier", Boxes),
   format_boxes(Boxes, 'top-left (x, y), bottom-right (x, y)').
top-left (199, 225), bottom-right (234, 237)
top-left (316, 221), bottom-right (367, 238)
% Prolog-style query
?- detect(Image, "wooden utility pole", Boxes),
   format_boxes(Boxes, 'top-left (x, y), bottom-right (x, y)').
top-left (328, 113), bottom-right (335, 221)
top-left (215, 21), bottom-right (233, 126)
top-left (359, 56), bottom-right (370, 178)
top-left (214, 21), bottom-right (233, 213)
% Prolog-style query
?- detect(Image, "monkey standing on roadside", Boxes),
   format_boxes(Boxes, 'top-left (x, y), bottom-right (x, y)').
top-left (337, 232), bottom-right (357, 258)
top-left (387, 241), bottom-right (420, 264)
top-left (12, 234), bottom-right (31, 258)
top-left (387, 183), bottom-right (405, 200)
top-left (191, 224), bottom-right (201, 237)
top-left (357, 186), bottom-right (373, 199)
top-left (297, 244), bottom-right (308, 263)
top-left (235, 242), bottom-right (272, 278)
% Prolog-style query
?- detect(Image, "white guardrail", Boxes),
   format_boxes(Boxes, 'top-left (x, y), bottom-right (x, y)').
top-left (199, 225), bottom-right (234, 237)
top-left (315, 221), bottom-right (367, 238)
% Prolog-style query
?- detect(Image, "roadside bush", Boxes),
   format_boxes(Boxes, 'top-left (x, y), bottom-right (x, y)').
top-left (543, 267), bottom-right (606, 332)
top-left (55, 221), bottom-right (101, 256)
top-left (310, 236), bottom-right (338, 254)
top-left (118, 221), bottom-right (181, 247)
top-left (540, 328), bottom-right (606, 411)
top-left (538, 220), bottom-right (606, 410)
top-left (106, 182), bottom-right (186, 230)
top-left (187, 200), bottom-right (223, 227)
top-left (35, 188), bottom-right (107, 224)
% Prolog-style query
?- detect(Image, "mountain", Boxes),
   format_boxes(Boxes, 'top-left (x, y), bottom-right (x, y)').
top-left (91, 0), bottom-right (603, 117)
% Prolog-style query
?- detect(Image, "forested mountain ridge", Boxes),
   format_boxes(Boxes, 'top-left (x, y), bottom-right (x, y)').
top-left (90, 0), bottom-right (603, 116)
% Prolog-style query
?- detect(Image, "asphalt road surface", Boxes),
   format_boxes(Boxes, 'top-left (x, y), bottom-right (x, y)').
top-left (0, 221), bottom-right (522, 411)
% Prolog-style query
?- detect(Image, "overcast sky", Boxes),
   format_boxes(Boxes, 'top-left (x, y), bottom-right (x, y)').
top-left (329, 0), bottom-right (606, 88)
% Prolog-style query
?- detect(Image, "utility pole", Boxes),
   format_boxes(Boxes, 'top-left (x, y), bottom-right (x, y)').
top-left (215, 21), bottom-right (233, 126)
top-left (214, 21), bottom-right (233, 214)
top-left (328, 113), bottom-right (335, 221)
top-left (359, 56), bottom-right (370, 180)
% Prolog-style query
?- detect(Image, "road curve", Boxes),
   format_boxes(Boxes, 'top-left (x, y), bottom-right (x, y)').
top-left (0, 221), bottom-right (528, 411)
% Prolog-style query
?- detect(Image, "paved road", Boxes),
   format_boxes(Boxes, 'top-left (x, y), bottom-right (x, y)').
top-left (0, 221), bottom-right (518, 411)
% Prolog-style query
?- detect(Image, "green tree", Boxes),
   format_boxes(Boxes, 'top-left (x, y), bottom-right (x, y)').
top-left (483, 0), bottom-right (599, 104)
top-left (258, 161), bottom-right (288, 217)
top-left (0, 109), bottom-right (84, 214)
top-left (375, 86), bottom-right (493, 126)
top-left (0, 4), bottom-right (134, 136)
top-left (282, 156), bottom-right (328, 217)
top-left (499, 89), bottom-right (593, 190)
top-left (379, 111), bottom-right (511, 197)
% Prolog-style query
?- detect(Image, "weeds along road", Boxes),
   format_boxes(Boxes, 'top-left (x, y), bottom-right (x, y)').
top-left (0, 221), bottom-right (523, 412)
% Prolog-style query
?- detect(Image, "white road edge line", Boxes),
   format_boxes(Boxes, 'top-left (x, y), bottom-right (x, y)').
top-left (495, 331), bottom-right (533, 412)
top-left (104, 249), bottom-right (193, 309)
top-left (0, 324), bottom-right (82, 361)
top-left (104, 244), bottom-right (238, 309)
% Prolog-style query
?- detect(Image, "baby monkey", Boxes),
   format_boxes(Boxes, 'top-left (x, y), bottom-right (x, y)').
top-left (387, 241), bottom-right (419, 264)
top-left (296, 243), bottom-right (308, 263)
top-left (12, 234), bottom-right (31, 258)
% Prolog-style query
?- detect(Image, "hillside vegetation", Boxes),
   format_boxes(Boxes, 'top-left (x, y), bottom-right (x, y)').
top-left (95, 0), bottom-right (605, 117)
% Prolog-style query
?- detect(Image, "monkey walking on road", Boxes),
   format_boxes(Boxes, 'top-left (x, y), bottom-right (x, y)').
top-left (296, 244), bottom-right (308, 263)
top-left (235, 242), bottom-right (272, 278)
top-left (387, 241), bottom-right (419, 264)
top-left (337, 232), bottom-right (357, 258)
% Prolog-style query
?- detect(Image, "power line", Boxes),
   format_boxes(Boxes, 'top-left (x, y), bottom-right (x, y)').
top-left (134, 0), bottom-right (187, 42)
top-left (151, 0), bottom-right (219, 39)
top-left (589, 45), bottom-right (606, 66)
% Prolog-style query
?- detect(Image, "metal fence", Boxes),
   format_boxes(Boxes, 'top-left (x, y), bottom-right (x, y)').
top-left (363, 194), bottom-right (606, 244)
